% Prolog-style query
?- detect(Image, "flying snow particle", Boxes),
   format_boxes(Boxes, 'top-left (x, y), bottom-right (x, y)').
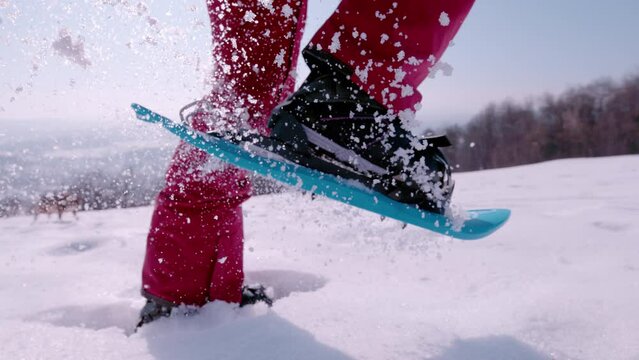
top-left (243, 10), bottom-right (257, 22)
top-left (143, 35), bottom-right (157, 46)
top-left (328, 32), bottom-right (341, 53)
top-left (259, 0), bottom-right (274, 12)
top-left (400, 85), bottom-right (414, 98)
top-left (135, 2), bottom-right (148, 16)
top-left (274, 49), bottom-right (286, 67)
top-left (439, 12), bottom-right (450, 26)
top-left (158, 258), bottom-right (164, 264)
top-left (469, 142), bottom-right (476, 148)
top-left (398, 109), bottom-right (416, 124)
top-left (407, 56), bottom-right (422, 66)
top-left (51, 29), bottom-right (92, 68)
top-left (146, 16), bottom-right (158, 26)
top-left (218, 256), bottom-right (228, 264)
top-left (428, 61), bottom-right (454, 78)
top-left (380, 34), bottom-right (389, 44)
top-left (393, 68), bottom-right (406, 83)
top-left (355, 59), bottom-right (373, 83)
top-left (281, 4), bottom-right (293, 18)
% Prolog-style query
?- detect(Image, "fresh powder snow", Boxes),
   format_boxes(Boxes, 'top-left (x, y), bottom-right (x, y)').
top-left (0, 155), bottom-right (638, 359)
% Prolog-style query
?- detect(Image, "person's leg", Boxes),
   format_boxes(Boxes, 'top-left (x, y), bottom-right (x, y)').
top-left (309, 0), bottom-right (475, 116)
top-left (141, 110), bottom-right (251, 306)
top-left (140, 0), bottom-right (307, 310)
top-left (206, 206), bottom-right (244, 303)
top-left (205, 0), bottom-right (308, 133)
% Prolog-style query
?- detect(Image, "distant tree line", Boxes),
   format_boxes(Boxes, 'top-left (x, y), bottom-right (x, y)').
top-left (437, 74), bottom-right (639, 171)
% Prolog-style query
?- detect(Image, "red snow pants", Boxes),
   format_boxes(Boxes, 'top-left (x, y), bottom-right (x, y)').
top-left (141, 0), bottom-right (474, 306)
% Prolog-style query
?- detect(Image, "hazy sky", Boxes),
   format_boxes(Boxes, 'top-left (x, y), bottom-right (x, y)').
top-left (1, 0), bottom-right (638, 130)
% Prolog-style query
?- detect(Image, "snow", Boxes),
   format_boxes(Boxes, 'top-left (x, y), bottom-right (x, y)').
top-left (328, 31), bottom-right (341, 53)
top-left (274, 49), bottom-right (286, 67)
top-left (439, 12), bottom-right (451, 27)
top-left (281, 4), bottom-right (293, 19)
top-left (1, 155), bottom-right (639, 359)
top-left (51, 28), bottom-right (92, 68)
top-left (243, 11), bottom-right (257, 23)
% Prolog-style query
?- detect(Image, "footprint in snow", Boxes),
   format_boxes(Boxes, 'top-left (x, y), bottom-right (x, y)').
top-left (591, 221), bottom-right (630, 232)
top-left (47, 239), bottom-right (104, 256)
top-left (25, 302), bottom-right (139, 335)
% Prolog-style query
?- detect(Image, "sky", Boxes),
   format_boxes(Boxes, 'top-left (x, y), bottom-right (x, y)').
top-left (1, 0), bottom-right (639, 130)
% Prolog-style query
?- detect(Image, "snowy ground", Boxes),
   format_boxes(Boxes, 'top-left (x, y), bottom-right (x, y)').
top-left (1, 155), bottom-right (638, 360)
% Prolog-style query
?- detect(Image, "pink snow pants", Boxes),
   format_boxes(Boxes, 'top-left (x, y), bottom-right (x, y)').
top-left (141, 0), bottom-right (475, 306)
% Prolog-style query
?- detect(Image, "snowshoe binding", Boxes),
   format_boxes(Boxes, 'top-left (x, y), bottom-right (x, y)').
top-left (265, 48), bottom-right (455, 214)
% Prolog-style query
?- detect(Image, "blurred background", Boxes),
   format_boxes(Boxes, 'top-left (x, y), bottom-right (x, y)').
top-left (1, 0), bottom-right (638, 217)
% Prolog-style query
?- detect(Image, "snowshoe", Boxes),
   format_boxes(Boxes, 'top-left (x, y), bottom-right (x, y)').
top-left (133, 102), bottom-right (511, 240)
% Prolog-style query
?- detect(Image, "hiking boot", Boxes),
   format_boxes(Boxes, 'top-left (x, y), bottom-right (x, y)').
top-left (240, 284), bottom-right (273, 307)
top-left (268, 47), bottom-right (455, 213)
top-left (135, 298), bottom-right (174, 329)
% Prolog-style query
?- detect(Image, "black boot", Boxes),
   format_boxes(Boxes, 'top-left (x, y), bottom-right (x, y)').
top-left (135, 298), bottom-right (174, 330)
top-left (240, 284), bottom-right (273, 307)
top-left (268, 47), bottom-right (454, 213)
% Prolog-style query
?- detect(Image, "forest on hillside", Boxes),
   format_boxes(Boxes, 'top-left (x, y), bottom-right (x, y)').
top-left (438, 74), bottom-right (639, 171)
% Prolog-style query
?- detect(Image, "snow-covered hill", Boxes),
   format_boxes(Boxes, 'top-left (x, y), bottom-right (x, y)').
top-left (1, 155), bottom-right (638, 359)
